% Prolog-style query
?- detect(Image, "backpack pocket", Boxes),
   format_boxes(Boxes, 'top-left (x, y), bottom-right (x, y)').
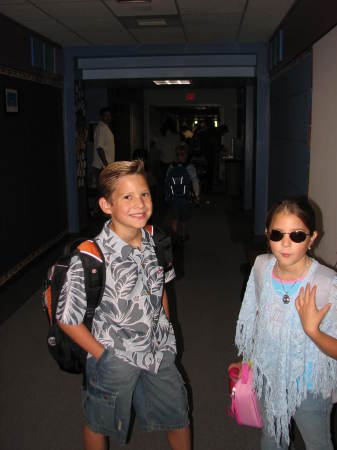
top-left (47, 324), bottom-right (86, 374)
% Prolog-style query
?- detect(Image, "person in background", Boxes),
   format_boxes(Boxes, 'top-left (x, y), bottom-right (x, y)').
top-left (157, 116), bottom-right (180, 180)
top-left (165, 143), bottom-right (200, 245)
top-left (196, 118), bottom-right (228, 193)
top-left (91, 107), bottom-right (115, 188)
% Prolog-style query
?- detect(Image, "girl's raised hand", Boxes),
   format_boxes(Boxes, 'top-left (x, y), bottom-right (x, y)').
top-left (295, 283), bottom-right (331, 337)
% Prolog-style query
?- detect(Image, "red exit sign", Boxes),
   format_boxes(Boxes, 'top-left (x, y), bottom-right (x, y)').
top-left (185, 92), bottom-right (195, 101)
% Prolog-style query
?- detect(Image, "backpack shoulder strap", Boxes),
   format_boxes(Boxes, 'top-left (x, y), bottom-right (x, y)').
top-left (311, 262), bottom-right (336, 309)
top-left (167, 162), bottom-right (177, 174)
top-left (145, 224), bottom-right (154, 236)
top-left (145, 224), bottom-right (167, 241)
top-left (253, 254), bottom-right (273, 301)
top-left (47, 254), bottom-right (72, 324)
top-left (77, 240), bottom-right (105, 326)
top-left (144, 224), bottom-right (158, 262)
top-left (78, 240), bottom-right (104, 261)
top-left (183, 164), bottom-right (192, 180)
top-left (145, 224), bottom-right (170, 248)
top-left (144, 225), bottom-right (173, 271)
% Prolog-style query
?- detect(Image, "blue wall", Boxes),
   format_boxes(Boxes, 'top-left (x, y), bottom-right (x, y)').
top-left (269, 52), bottom-right (312, 205)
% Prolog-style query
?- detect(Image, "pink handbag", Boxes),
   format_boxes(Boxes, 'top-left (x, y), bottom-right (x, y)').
top-left (228, 362), bottom-right (263, 428)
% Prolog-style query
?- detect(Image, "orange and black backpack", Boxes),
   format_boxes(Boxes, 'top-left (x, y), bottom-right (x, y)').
top-left (42, 226), bottom-right (173, 374)
top-left (42, 239), bottom-right (105, 374)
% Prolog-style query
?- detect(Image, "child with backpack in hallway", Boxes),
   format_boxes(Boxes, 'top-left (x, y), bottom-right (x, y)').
top-left (229, 196), bottom-right (337, 450)
top-left (56, 160), bottom-right (190, 450)
top-left (165, 143), bottom-right (200, 245)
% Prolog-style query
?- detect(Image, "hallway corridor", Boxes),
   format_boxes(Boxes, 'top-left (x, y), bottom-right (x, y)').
top-left (0, 196), bottom-right (262, 450)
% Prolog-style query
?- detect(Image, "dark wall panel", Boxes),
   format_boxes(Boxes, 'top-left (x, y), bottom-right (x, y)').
top-left (0, 15), bottom-right (31, 71)
top-left (0, 13), bottom-right (62, 75)
top-left (270, 0), bottom-right (337, 73)
top-left (0, 75), bottom-right (67, 277)
top-left (268, 52), bottom-right (312, 206)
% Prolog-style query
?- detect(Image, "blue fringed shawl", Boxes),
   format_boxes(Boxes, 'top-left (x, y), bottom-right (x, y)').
top-left (235, 255), bottom-right (337, 445)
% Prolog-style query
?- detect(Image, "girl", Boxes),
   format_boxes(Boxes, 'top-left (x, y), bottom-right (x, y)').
top-left (229, 196), bottom-right (337, 450)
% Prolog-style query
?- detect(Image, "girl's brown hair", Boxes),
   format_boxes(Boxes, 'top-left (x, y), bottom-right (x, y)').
top-left (265, 196), bottom-right (316, 234)
top-left (98, 160), bottom-right (146, 200)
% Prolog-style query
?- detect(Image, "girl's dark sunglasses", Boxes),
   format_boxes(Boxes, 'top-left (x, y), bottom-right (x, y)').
top-left (268, 229), bottom-right (311, 243)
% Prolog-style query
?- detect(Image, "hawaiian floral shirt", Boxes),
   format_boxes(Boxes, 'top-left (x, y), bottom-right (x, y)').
top-left (56, 221), bottom-right (176, 373)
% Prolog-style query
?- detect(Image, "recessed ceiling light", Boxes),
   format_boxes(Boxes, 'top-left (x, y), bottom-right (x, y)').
top-left (153, 80), bottom-right (192, 85)
top-left (120, 14), bottom-right (180, 30)
top-left (137, 18), bottom-right (167, 26)
top-left (117, 1), bottom-right (151, 3)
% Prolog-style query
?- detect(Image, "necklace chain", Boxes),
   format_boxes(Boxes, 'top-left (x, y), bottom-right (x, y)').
top-left (276, 259), bottom-right (308, 304)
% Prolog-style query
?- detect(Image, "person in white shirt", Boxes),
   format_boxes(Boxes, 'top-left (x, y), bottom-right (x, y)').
top-left (157, 116), bottom-right (180, 178)
top-left (92, 107), bottom-right (115, 187)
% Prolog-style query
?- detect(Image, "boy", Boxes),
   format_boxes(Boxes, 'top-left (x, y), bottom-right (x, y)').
top-left (165, 143), bottom-right (200, 244)
top-left (56, 160), bottom-right (190, 450)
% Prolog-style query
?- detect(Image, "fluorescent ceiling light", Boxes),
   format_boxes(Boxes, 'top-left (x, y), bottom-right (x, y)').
top-left (118, 1), bottom-right (151, 3)
top-left (153, 80), bottom-right (192, 85)
top-left (137, 18), bottom-right (167, 26)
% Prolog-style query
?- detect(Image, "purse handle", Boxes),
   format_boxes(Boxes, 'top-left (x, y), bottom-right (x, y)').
top-left (240, 362), bottom-right (249, 384)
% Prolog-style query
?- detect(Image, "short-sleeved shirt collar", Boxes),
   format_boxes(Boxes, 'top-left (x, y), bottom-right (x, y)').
top-left (99, 220), bottom-right (152, 261)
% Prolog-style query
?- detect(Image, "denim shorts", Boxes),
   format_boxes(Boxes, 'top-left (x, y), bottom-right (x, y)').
top-left (82, 349), bottom-right (189, 444)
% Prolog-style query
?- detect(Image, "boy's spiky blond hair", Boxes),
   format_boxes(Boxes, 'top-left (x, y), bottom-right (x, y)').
top-left (98, 160), bottom-right (146, 200)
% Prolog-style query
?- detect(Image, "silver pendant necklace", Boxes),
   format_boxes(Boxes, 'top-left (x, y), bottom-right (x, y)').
top-left (276, 260), bottom-right (308, 304)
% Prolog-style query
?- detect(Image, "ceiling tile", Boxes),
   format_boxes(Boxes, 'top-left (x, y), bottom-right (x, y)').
top-left (82, 30), bottom-right (135, 45)
top-left (24, 19), bottom-right (89, 45)
top-left (179, 0), bottom-right (246, 14)
top-left (0, 0), bottom-right (297, 46)
top-left (239, 0), bottom-right (296, 41)
top-left (185, 28), bottom-right (237, 43)
top-left (105, 0), bottom-right (177, 17)
top-left (182, 12), bottom-right (241, 28)
top-left (183, 13), bottom-right (240, 42)
top-left (33, 0), bottom-right (99, 3)
top-left (72, 21), bottom-right (135, 44)
top-left (131, 26), bottom-right (186, 44)
top-left (61, 15), bottom-right (124, 27)
top-left (246, 0), bottom-right (296, 20)
top-left (46, 32), bottom-right (89, 46)
top-left (0, 1), bottom-right (26, 4)
top-left (238, 23), bottom-right (271, 42)
top-left (120, 14), bottom-right (180, 29)
top-left (0, 3), bottom-right (49, 21)
top-left (37, 1), bottom-right (112, 22)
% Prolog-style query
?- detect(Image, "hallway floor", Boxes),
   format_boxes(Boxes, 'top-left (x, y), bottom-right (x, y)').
top-left (0, 194), bottom-right (315, 449)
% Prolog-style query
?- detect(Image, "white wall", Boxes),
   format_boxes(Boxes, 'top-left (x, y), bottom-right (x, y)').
top-left (309, 25), bottom-right (337, 266)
